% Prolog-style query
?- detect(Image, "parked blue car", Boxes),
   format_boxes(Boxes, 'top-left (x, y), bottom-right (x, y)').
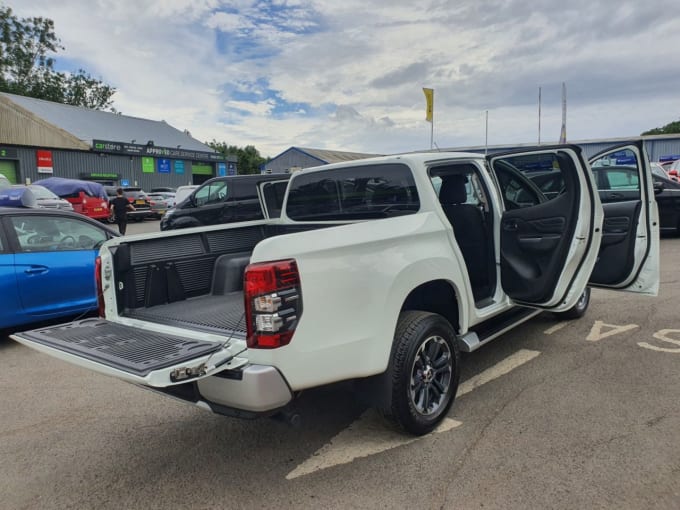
top-left (0, 205), bottom-right (118, 330)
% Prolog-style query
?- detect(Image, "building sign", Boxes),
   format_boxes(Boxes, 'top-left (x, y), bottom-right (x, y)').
top-left (227, 162), bottom-right (237, 176)
top-left (92, 139), bottom-right (233, 163)
top-left (0, 147), bottom-right (18, 158)
top-left (36, 150), bottom-right (54, 174)
top-left (121, 179), bottom-right (130, 186)
top-left (659, 154), bottom-right (680, 162)
top-left (79, 172), bottom-right (121, 180)
top-left (174, 160), bottom-right (185, 174)
top-left (142, 157), bottom-right (155, 173)
top-left (158, 159), bottom-right (171, 173)
top-left (217, 162), bottom-right (226, 176)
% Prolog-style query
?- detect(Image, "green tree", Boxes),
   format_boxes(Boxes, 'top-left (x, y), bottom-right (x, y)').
top-left (0, 6), bottom-right (115, 110)
top-left (207, 140), bottom-right (269, 175)
top-left (641, 119), bottom-right (680, 136)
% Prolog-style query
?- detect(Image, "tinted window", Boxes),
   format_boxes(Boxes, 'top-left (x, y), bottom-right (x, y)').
top-left (489, 153), bottom-right (579, 209)
top-left (286, 164), bottom-right (419, 221)
top-left (590, 149), bottom-right (641, 201)
top-left (261, 181), bottom-right (289, 218)
top-left (194, 181), bottom-right (228, 206)
top-left (11, 216), bottom-right (108, 252)
top-left (232, 180), bottom-right (258, 201)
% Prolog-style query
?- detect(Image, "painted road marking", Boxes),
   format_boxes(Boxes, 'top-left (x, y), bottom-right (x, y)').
top-left (586, 320), bottom-right (639, 342)
top-left (286, 349), bottom-right (541, 480)
top-left (285, 414), bottom-right (462, 480)
top-left (544, 321), bottom-right (571, 335)
top-left (639, 329), bottom-right (680, 353)
top-left (458, 349), bottom-right (541, 396)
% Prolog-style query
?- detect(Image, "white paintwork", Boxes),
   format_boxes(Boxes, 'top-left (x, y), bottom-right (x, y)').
top-left (587, 144), bottom-right (660, 295)
top-left (13, 147), bottom-right (660, 418)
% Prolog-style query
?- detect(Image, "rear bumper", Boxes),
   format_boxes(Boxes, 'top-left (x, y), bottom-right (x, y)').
top-left (197, 365), bottom-right (293, 413)
top-left (128, 210), bottom-right (153, 219)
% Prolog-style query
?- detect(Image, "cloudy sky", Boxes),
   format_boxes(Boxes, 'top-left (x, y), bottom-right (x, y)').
top-left (12, 0), bottom-right (680, 157)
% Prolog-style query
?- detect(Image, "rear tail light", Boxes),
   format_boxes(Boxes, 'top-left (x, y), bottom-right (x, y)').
top-left (94, 256), bottom-right (106, 318)
top-left (244, 259), bottom-right (302, 349)
top-left (149, 200), bottom-right (156, 206)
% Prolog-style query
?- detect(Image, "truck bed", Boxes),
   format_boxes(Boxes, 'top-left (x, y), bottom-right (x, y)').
top-left (126, 292), bottom-right (246, 337)
top-left (111, 223), bottom-right (330, 336)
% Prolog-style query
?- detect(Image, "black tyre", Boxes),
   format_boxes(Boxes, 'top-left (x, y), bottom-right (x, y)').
top-left (382, 311), bottom-right (460, 435)
top-left (554, 287), bottom-right (590, 320)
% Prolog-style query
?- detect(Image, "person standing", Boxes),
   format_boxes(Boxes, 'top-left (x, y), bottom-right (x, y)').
top-left (109, 188), bottom-right (135, 235)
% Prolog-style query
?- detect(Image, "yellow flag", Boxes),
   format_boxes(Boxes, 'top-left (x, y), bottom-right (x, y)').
top-left (423, 88), bottom-right (434, 122)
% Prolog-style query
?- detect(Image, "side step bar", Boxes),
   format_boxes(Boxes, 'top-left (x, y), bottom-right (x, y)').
top-left (458, 307), bottom-right (541, 352)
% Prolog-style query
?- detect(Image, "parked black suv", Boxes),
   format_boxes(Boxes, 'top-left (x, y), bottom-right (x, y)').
top-left (160, 173), bottom-right (290, 231)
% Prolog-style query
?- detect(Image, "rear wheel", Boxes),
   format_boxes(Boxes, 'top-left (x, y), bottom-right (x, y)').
top-left (554, 287), bottom-right (590, 319)
top-left (381, 311), bottom-right (460, 435)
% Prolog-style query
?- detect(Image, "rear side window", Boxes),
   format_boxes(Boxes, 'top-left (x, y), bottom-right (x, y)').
top-left (261, 181), bottom-right (289, 218)
top-left (590, 149), bottom-right (641, 202)
top-left (286, 164), bottom-right (419, 221)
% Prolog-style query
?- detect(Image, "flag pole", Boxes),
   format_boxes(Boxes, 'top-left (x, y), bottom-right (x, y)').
top-left (559, 82), bottom-right (567, 144)
top-left (538, 86), bottom-right (542, 144)
top-left (430, 114), bottom-right (434, 150)
top-left (485, 110), bottom-right (488, 155)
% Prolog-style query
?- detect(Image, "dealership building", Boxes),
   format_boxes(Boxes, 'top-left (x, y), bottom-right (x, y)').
top-left (0, 92), bottom-right (237, 188)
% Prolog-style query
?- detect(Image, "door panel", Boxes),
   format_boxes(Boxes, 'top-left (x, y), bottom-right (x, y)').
top-left (489, 146), bottom-right (601, 310)
top-left (587, 143), bottom-right (659, 294)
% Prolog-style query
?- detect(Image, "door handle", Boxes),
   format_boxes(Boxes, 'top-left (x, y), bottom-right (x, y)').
top-left (608, 193), bottom-right (624, 199)
top-left (503, 220), bottom-right (519, 231)
top-left (24, 265), bottom-right (48, 275)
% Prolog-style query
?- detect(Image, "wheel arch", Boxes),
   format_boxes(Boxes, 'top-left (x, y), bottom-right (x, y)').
top-left (400, 279), bottom-right (462, 335)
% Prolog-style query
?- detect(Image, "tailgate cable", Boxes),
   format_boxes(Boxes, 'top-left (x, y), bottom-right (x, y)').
top-left (170, 312), bottom-right (245, 383)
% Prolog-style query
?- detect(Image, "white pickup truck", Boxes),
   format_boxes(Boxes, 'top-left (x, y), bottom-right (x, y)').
top-left (13, 142), bottom-right (659, 435)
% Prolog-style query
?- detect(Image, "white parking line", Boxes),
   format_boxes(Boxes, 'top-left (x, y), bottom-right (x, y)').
top-left (286, 349), bottom-right (541, 480)
top-left (457, 349), bottom-right (541, 396)
top-left (544, 321), bottom-right (570, 335)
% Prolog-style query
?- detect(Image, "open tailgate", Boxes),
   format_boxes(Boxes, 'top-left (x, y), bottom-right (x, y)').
top-left (11, 318), bottom-right (247, 387)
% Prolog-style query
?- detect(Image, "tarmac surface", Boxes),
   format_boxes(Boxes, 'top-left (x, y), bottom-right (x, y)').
top-left (1, 220), bottom-right (679, 509)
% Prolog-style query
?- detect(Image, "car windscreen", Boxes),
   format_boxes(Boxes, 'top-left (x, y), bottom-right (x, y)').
top-left (285, 163), bottom-right (419, 221)
top-left (29, 186), bottom-right (59, 200)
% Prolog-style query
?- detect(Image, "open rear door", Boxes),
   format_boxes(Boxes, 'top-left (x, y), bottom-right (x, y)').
top-left (587, 142), bottom-right (659, 294)
top-left (488, 145), bottom-right (603, 311)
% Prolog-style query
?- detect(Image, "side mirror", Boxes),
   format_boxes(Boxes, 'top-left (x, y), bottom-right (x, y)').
top-left (653, 181), bottom-right (664, 194)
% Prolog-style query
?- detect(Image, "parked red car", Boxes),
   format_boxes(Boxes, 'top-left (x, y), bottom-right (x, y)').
top-left (36, 177), bottom-right (110, 221)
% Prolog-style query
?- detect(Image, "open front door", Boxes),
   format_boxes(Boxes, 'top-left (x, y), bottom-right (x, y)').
top-left (587, 143), bottom-right (659, 294)
top-left (488, 146), bottom-right (603, 311)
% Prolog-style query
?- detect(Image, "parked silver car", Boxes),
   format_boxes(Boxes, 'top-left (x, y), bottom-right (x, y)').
top-left (11, 184), bottom-right (74, 211)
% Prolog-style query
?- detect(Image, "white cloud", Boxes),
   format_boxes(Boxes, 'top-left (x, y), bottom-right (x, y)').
top-left (10, 0), bottom-right (680, 158)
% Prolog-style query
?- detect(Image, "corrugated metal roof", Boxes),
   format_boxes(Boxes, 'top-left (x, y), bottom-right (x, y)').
top-left (294, 147), bottom-right (381, 163)
top-left (0, 92), bottom-right (213, 152)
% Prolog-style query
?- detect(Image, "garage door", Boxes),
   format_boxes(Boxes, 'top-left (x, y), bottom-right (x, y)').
top-left (0, 160), bottom-right (18, 183)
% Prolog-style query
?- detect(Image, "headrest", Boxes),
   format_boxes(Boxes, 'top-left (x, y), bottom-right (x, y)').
top-left (439, 175), bottom-right (468, 204)
top-left (0, 187), bottom-right (38, 208)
